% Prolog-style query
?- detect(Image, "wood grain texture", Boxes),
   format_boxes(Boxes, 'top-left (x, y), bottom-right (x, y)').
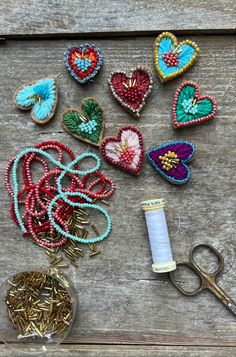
top-left (1, 344), bottom-right (236, 357)
top-left (0, 36), bottom-right (235, 351)
top-left (0, 0), bottom-right (236, 37)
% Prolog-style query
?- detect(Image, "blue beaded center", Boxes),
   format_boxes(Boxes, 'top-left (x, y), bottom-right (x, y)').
top-left (75, 58), bottom-right (92, 72)
top-left (182, 98), bottom-right (198, 114)
top-left (79, 119), bottom-right (97, 134)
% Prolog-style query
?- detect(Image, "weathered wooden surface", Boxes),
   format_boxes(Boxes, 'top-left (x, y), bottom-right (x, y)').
top-left (1, 0), bottom-right (236, 37)
top-left (1, 344), bottom-right (236, 357)
top-left (0, 35), bottom-right (235, 356)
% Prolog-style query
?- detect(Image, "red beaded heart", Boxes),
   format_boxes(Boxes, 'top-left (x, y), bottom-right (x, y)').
top-left (64, 44), bottom-right (103, 84)
top-left (109, 66), bottom-right (153, 118)
top-left (100, 126), bottom-right (144, 175)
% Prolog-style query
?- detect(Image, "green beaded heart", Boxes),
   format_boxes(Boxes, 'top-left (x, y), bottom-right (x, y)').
top-left (172, 81), bottom-right (217, 128)
top-left (62, 97), bottom-right (104, 146)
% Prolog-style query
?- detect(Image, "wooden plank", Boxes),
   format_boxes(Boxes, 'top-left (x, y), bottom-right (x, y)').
top-left (0, 0), bottom-right (236, 38)
top-left (0, 35), bottom-right (235, 348)
top-left (0, 344), bottom-right (236, 357)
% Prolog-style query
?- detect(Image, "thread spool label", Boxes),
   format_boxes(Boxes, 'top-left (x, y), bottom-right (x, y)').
top-left (152, 261), bottom-right (176, 273)
top-left (141, 198), bottom-right (165, 211)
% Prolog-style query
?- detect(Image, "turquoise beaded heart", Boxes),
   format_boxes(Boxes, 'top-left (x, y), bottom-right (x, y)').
top-left (153, 32), bottom-right (200, 82)
top-left (14, 77), bottom-right (58, 124)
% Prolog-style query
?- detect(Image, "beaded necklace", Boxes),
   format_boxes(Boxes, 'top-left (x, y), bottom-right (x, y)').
top-left (5, 141), bottom-right (115, 248)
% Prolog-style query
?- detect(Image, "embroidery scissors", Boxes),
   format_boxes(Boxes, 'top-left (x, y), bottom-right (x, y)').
top-left (169, 243), bottom-right (236, 317)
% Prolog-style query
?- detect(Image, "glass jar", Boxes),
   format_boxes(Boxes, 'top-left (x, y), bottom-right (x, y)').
top-left (0, 266), bottom-right (77, 354)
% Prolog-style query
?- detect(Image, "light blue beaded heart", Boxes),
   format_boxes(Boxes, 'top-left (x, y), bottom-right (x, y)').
top-left (153, 32), bottom-right (200, 82)
top-left (14, 78), bottom-right (58, 124)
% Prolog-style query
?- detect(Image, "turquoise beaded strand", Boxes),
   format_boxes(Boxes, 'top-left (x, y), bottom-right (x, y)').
top-left (12, 148), bottom-right (112, 243)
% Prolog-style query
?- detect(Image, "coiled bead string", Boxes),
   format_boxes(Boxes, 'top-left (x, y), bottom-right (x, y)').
top-left (5, 141), bottom-right (115, 247)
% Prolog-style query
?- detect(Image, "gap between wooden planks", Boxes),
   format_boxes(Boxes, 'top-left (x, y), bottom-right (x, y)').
top-left (0, 0), bottom-right (236, 38)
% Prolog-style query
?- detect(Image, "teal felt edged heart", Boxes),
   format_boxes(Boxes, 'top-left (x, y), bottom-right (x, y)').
top-left (62, 97), bottom-right (105, 147)
top-left (153, 32), bottom-right (200, 83)
top-left (172, 81), bottom-right (217, 128)
top-left (147, 141), bottom-right (196, 185)
top-left (14, 77), bottom-right (58, 124)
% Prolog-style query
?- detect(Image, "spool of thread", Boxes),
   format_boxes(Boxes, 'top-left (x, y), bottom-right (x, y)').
top-left (141, 198), bottom-right (176, 273)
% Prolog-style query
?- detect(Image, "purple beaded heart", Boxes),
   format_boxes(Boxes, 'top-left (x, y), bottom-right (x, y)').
top-left (147, 141), bottom-right (196, 185)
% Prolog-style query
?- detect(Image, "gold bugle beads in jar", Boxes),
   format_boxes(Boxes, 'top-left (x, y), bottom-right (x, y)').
top-left (5, 270), bottom-right (74, 340)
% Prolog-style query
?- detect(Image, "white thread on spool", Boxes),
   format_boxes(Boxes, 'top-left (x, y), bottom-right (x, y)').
top-left (141, 198), bottom-right (176, 273)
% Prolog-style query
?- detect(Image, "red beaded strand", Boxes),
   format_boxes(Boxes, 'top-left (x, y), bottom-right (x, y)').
top-left (5, 141), bottom-right (115, 248)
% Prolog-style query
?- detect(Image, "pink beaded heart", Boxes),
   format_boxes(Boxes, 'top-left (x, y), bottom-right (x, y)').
top-left (100, 125), bottom-right (144, 175)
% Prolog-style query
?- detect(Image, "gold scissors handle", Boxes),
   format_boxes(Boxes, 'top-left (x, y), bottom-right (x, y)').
top-left (169, 243), bottom-right (236, 317)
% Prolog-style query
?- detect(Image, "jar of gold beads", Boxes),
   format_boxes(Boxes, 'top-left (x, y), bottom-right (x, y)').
top-left (0, 266), bottom-right (77, 354)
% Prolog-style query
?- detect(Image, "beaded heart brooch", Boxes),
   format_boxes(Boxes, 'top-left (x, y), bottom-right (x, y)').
top-left (109, 66), bottom-right (154, 118)
top-left (172, 81), bottom-right (217, 128)
top-left (62, 98), bottom-right (105, 147)
top-left (14, 77), bottom-right (58, 124)
top-left (64, 44), bottom-right (103, 84)
top-left (100, 125), bottom-right (144, 175)
top-left (153, 32), bottom-right (200, 83)
top-left (147, 141), bottom-right (196, 185)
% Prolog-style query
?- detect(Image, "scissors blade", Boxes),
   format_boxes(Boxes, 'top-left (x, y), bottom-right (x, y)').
top-left (226, 301), bottom-right (236, 317)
